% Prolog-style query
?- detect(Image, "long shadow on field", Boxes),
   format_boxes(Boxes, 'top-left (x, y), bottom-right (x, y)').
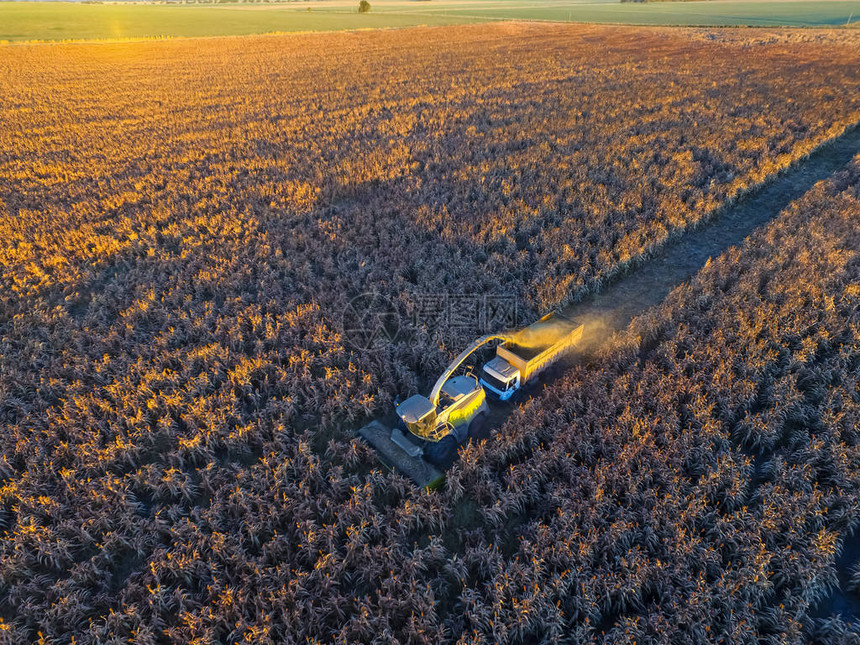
top-left (562, 123), bottom-right (860, 342)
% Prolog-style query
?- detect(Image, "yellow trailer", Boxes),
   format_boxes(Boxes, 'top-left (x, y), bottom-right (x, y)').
top-left (480, 312), bottom-right (583, 400)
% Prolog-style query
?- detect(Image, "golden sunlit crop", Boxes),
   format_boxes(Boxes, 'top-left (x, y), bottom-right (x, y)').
top-left (0, 22), bottom-right (858, 642)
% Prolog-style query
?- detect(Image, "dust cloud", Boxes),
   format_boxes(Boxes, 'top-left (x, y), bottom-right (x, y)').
top-left (510, 312), bottom-right (611, 354)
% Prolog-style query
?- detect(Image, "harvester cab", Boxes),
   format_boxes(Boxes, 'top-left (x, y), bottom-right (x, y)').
top-left (394, 373), bottom-right (489, 466)
top-left (395, 394), bottom-right (438, 439)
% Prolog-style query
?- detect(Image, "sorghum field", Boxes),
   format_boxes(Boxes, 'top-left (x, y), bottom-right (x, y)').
top-left (452, 155), bottom-right (860, 642)
top-left (0, 22), bottom-right (859, 642)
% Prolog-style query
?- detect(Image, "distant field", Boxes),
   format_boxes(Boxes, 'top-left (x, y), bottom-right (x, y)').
top-left (420, 0), bottom-right (860, 26)
top-left (0, 0), bottom-right (858, 42)
top-left (0, 2), bottom-right (479, 42)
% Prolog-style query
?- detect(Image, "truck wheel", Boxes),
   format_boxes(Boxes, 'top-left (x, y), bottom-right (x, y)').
top-left (423, 434), bottom-right (458, 469)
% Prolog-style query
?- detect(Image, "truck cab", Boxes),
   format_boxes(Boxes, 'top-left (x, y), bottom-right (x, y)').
top-left (480, 356), bottom-right (521, 400)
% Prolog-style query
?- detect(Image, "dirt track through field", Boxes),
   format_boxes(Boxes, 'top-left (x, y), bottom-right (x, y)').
top-left (562, 122), bottom-right (860, 346)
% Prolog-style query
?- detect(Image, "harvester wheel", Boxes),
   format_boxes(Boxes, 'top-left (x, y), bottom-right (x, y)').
top-left (468, 412), bottom-right (489, 441)
top-left (423, 434), bottom-right (458, 469)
